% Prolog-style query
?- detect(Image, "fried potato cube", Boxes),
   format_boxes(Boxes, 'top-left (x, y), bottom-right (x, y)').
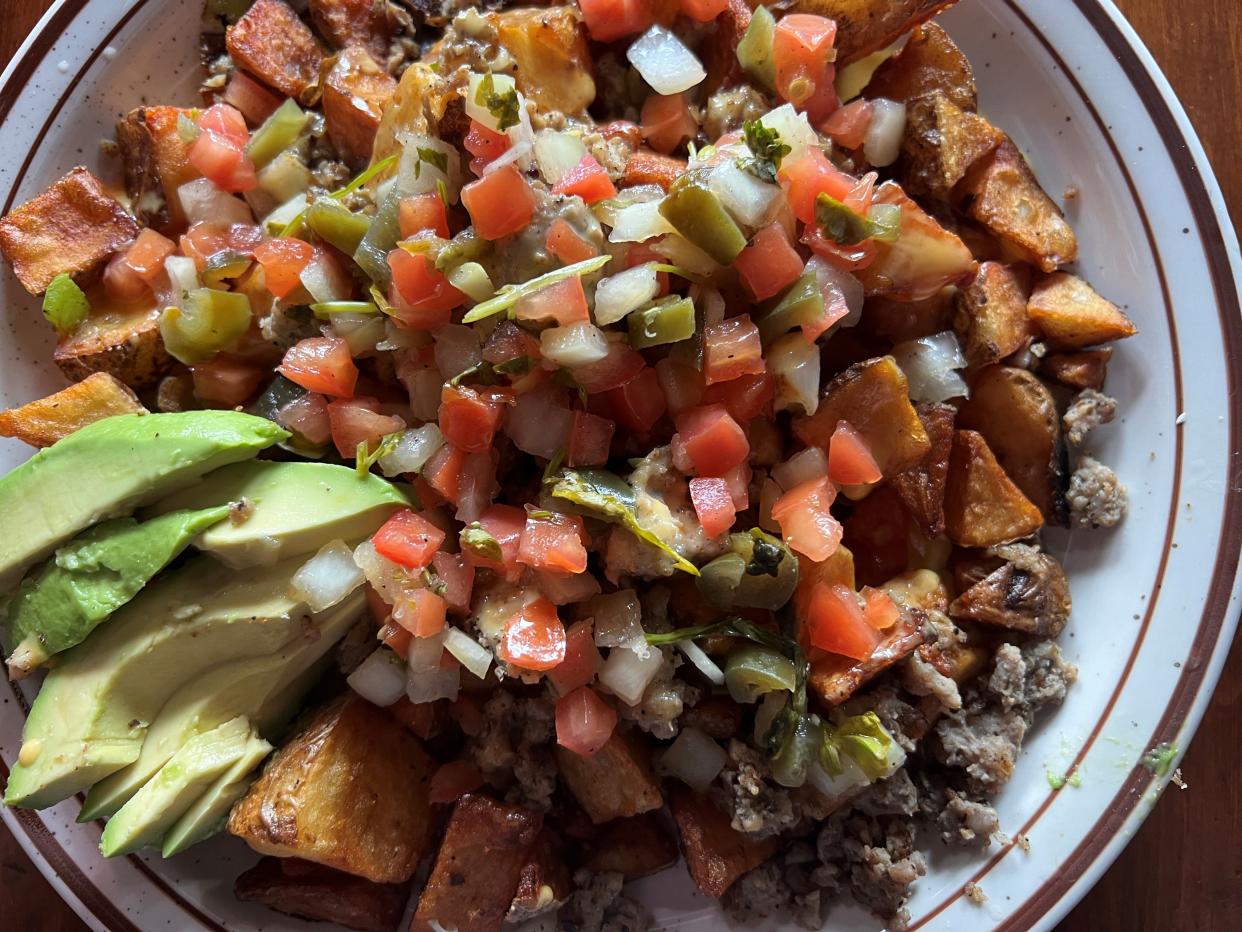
top-left (0, 373), bottom-right (147, 448)
top-left (943, 429), bottom-right (1044, 547)
top-left (508, 828), bottom-right (573, 923)
top-left (116, 106), bottom-right (199, 231)
top-left (957, 366), bottom-right (1068, 523)
top-left (669, 786), bottom-right (778, 898)
top-left (841, 485), bottom-right (911, 586)
top-left (864, 22), bottom-right (976, 111)
top-left (310, 0), bottom-right (395, 62)
top-left (680, 696), bottom-right (744, 741)
top-left (53, 302), bottom-right (172, 390)
top-left (1039, 347), bottom-right (1113, 390)
top-left (789, 0), bottom-right (959, 65)
top-left (584, 813), bottom-right (679, 880)
top-left (949, 543), bottom-right (1071, 638)
top-left (556, 729), bottom-right (663, 824)
top-left (0, 167), bottom-right (139, 295)
top-left (373, 63), bottom-right (458, 163)
top-left (495, 7), bottom-right (597, 117)
top-left (952, 261), bottom-right (1032, 368)
top-left (1027, 272), bottom-right (1138, 349)
top-left (794, 355), bottom-right (932, 476)
top-left (703, 0), bottom-right (751, 94)
top-left (412, 795), bottom-right (542, 932)
top-left (808, 607), bottom-right (927, 705)
top-left (889, 401), bottom-right (957, 538)
top-left (856, 181), bottom-right (977, 301)
top-left (901, 93), bottom-right (1005, 200)
top-left (957, 139), bottom-right (1078, 272)
top-left (864, 288), bottom-right (954, 344)
top-left (624, 149), bottom-right (688, 191)
top-left (227, 0), bottom-right (325, 101)
top-left (235, 857), bottom-right (411, 932)
top-left (228, 694), bottom-right (434, 884)
top-left (323, 47), bottom-right (398, 168)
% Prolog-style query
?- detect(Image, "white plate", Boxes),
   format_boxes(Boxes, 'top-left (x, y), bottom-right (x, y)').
top-left (1, 1), bottom-right (1240, 930)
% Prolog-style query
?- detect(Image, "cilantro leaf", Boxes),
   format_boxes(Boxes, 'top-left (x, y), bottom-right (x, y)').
top-left (475, 74), bottom-right (521, 132)
top-left (739, 119), bottom-right (791, 183)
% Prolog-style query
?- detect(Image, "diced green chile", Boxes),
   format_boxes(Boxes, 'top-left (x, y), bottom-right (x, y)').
top-left (696, 529), bottom-right (798, 610)
top-left (435, 229), bottom-right (490, 273)
top-left (354, 188), bottom-right (403, 285)
top-left (737, 4), bottom-right (777, 92)
top-left (248, 374), bottom-right (328, 458)
top-left (41, 273), bottom-right (89, 334)
top-left (159, 289), bottom-right (251, 364)
top-left (867, 203), bottom-right (902, 243)
top-left (757, 271), bottom-right (824, 345)
top-left (307, 200), bottom-right (372, 255)
top-left (659, 178), bottom-right (748, 266)
top-left (815, 192), bottom-right (876, 246)
top-left (461, 522), bottom-right (503, 562)
top-left (724, 646), bottom-right (798, 704)
top-left (246, 99), bottom-right (311, 169)
top-left (771, 712), bottom-right (822, 788)
top-left (201, 250), bottom-right (252, 287)
top-left (627, 296), bottom-right (696, 349)
top-left (821, 712), bottom-right (894, 780)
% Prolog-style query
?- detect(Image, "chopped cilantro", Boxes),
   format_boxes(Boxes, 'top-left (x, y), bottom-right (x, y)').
top-left (356, 433), bottom-right (400, 477)
top-left (414, 146), bottom-right (449, 179)
top-left (475, 73), bottom-right (521, 132)
top-left (739, 119), bottom-right (791, 183)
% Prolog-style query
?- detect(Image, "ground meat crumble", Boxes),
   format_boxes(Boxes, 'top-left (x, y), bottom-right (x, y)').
top-left (467, 690), bottom-right (558, 811)
top-left (1067, 455), bottom-right (1128, 528)
top-left (1062, 388), bottom-right (1118, 446)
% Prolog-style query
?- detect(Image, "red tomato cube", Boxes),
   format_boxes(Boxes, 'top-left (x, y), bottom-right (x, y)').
top-left (373, 509), bottom-right (446, 570)
top-left (461, 164), bottom-right (537, 240)
top-left (689, 477), bottom-right (737, 538)
top-left (673, 404), bottom-right (749, 477)
top-left (555, 685), bottom-right (618, 756)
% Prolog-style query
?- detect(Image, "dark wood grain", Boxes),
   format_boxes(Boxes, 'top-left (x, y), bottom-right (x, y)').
top-left (0, 1), bottom-right (1240, 930)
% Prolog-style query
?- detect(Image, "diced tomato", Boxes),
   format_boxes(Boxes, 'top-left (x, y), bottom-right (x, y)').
top-left (253, 237), bottom-right (314, 299)
top-left (455, 450), bottom-right (498, 523)
top-left (189, 107), bottom-right (256, 193)
top-left (640, 92), bottom-right (697, 155)
top-left (535, 568), bottom-right (603, 606)
top-left (198, 103), bottom-right (249, 146)
top-left (704, 315), bottom-right (765, 385)
top-left (463, 119), bottom-right (510, 174)
top-left (606, 366), bottom-right (666, 433)
top-left (399, 192), bottom-right (451, 239)
top-left (179, 222), bottom-right (262, 270)
top-left (428, 760), bottom-right (484, 804)
top-left (388, 696), bottom-right (440, 738)
top-left (721, 460), bottom-right (751, 511)
top-left (861, 586), bottom-right (901, 631)
top-left (512, 276), bottom-right (590, 325)
top-left (432, 552), bottom-right (475, 615)
top-left (327, 397), bottom-right (404, 458)
top-left (461, 164), bottom-right (537, 240)
top-left (578, 0), bottom-right (651, 42)
top-left (423, 443), bottom-right (466, 504)
top-left (828, 420), bottom-right (883, 484)
top-left (388, 249), bottom-right (465, 326)
top-left (279, 336), bottom-right (359, 397)
top-left (735, 223), bottom-right (804, 301)
top-left (191, 355), bottom-right (265, 406)
top-left (519, 512), bottom-right (589, 575)
top-left (439, 384), bottom-right (505, 454)
top-left (469, 503), bottom-right (526, 575)
top-left (482, 320), bottom-right (542, 370)
top-left (655, 358), bottom-right (704, 415)
top-left (546, 217), bottom-right (599, 265)
top-left (450, 695), bottom-right (484, 735)
top-left (123, 228), bottom-right (176, 281)
top-left (567, 410), bottom-right (615, 467)
top-left (771, 475), bottom-right (841, 561)
top-left (499, 597), bottom-right (567, 671)
top-left (556, 685), bottom-right (618, 756)
top-left (551, 154), bottom-right (617, 205)
top-left (773, 14), bottom-right (838, 116)
top-left (778, 148), bottom-right (857, 225)
top-left (673, 404), bottom-right (749, 477)
top-left (548, 619), bottom-right (603, 694)
top-left (689, 477), bottom-right (737, 537)
top-left (701, 370), bottom-right (774, 422)
top-left (102, 252), bottom-right (148, 302)
top-left (378, 620), bottom-right (412, 656)
top-left (373, 509), bottom-right (446, 570)
top-left (393, 587), bottom-right (448, 638)
top-left (801, 226), bottom-right (878, 272)
top-left (276, 391), bottom-right (332, 445)
top-left (806, 583), bottom-right (881, 660)
top-left (570, 340), bottom-right (646, 394)
top-left (222, 70), bottom-right (282, 126)
top-left (821, 98), bottom-right (875, 149)
top-left (680, 0), bottom-right (730, 22)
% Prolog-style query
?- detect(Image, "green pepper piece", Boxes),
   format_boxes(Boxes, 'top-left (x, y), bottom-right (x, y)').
top-left (815, 192), bottom-right (875, 245)
top-left (246, 99), bottom-right (310, 169)
top-left (821, 712), bottom-right (894, 780)
top-left (306, 199), bottom-right (372, 256)
top-left (659, 179), bottom-right (747, 266)
top-left (159, 289), bottom-right (252, 364)
top-left (247, 374), bottom-right (328, 459)
top-left (736, 4), bottom-right (777, 93)
top-left (757, 271), bottom-right (824, 345)
top-left (354, 189), bottom-right (402, 285)
top-left (724, 645), bottom-right (798, 704)
top-left (435, 228), bottom-right (489, 272)
top-left (201, 250), bottom-right (252, 287)
top-left (696, 529), bottom-right (799, 610)
top-left (771, 712), bottom-right (821, 788)
top-left (628, 296), bottom-right (696, 349)
top-left (41, 273), bottom-right (89, 334)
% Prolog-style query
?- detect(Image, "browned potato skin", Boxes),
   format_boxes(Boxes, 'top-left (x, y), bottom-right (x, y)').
top-left (584, 812), bottom-right (679, 880)
top-left (680, 695), bottom-right (743, 741)
top-left (900, 93), bottom-right (1005, 200)
top-left (808, 607), bottom-right (927, 705)
top-left (889, 401), bottom-right (957, 538)
top-left (412, 795), bottom-right (542, 932)
top-left (949, 543), bottom-right (1071, 637)
top-left (310, 0), bottom-right (396, 62)
top-left (323, 47), bottom-right (398, 168)
top-left (0, 167), bottom-right (140, 296)
top-left (53, 302), bottom-right (173, 391)
top-left (116, 106), bottom-right (199, 231)
top-left (864, 22), bottom-right (976, 110)
top-left (227, 0), bottom-right (326, 102)
top-left (943, 429), bottom-right (1044, 548)
top-left (953, 261), bottom-right (1032, 368)
top-left (1027, 272), bottom-right (1138, 349)
top-left (956, 139), bottom-right (1078, 272)
top-left (669, 786), bottom-right (778, 897)
top-left (228, 695), bottom-right (434, 884)
top-left (494, 7), bottom-right (597, 117)
top-left (957, 366), bottom-right (1068, 524)
top-left (863, 289), bottom-right (954, 344)
top-left (1040, 347), bottom-right (1113, 390)
top-left (794, 356), bottom-right (932, 476)
top-left (0, 373), bottom-right (147, 448)
top-left (556, 729), bottom-right (663, 824)
top-left (508, 829), bottom-right (573, 922)
top-left (373, 64), bottom-right (452, 162)
top-left (780, 0), bottom-right (961, 64)
top-left (235, 857), bottom-right (411, 932)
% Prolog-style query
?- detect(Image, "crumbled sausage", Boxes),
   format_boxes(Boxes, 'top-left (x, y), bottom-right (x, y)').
top-left (1067, 455), bottom-right (1128, 528)
top-left (714, 740), bottom-right (800, 838)
top-left (468, 690), bottom-right (558, 811)
top-left (562, 869), bottom-right (651, 932)
top-left (702, 84), bottom-right (769, 141)
top-left (1062, 388), bottom-right (1117, 446)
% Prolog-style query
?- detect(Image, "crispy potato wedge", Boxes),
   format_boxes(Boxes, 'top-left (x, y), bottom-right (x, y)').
top-left (53, 301), bottom-right (173, 390)
top-left (0, 167), bottom-right (140, 296)
top-left (788, 0), bottom-right (960, 65)
top-left (956, 139), bottom-right (1078, 272)
top-left (584, 813), bottom-right (679, 880)
top-left (794, 356), bottom-right (932, 476)
top-left (669, 786), bottom-right (778, 898)
top-left (900, 94), bottom-right (1005, 199)
top-left (856, 182), bottom-right (977, 301)
top-left (912, 611), bottom-right (989, 688)
top-left (494, 7), bottom-right (597, 117)
top-left (841, 485), bottom-right (911, 587)
top-left (235, 857), bottom-right (410, 932)
top-left (1027, 272), bottom-right (1138, 349)
top-left (703, 0), bottom-right (751, 94)
top-left (953, 261), bottom-right (1032, 367)
top-left (556, 729), bottom-right (663, 824)
top-left (889, 401), bottom-right (957, 538)
top-left (957, 366), bottom-right (1067, 523)
top-left (808, 607), bottom-right (927, 705)
top-left (508, 829), bottom-right (573, 923)
top-left (949, 543), bottom-right (1071, 637)
top-left (372, 63), bottom-right (459, 163)
top-left (623, 149), bottom-right (688, 191)
top-left (1039, 347), bottom-right (1113, 390)
top-left (412, 795), bottom-right (542, 932)
top-left (680, 695), bottom-right (744, 741)
top-left (943, 429), bottom-right (1044, 547)
top-left (882, 568), bottom-right (949, 613)
top-left (116, 106), bottom-right (199, 231)
top-left (323, 47), bottom-right (397, 168)
top-left (227, 0), bottom-right (325, 101)
top-left (0, 373), bottom-right (147, 448)
top-left (309, 0), bottom-right (395, 62)
top-left (863, 289), bottom-right (954, 344)
top-left (864, 22), bottom-right (976, 110)
top-left (228, 695), bottom-right (434, 884)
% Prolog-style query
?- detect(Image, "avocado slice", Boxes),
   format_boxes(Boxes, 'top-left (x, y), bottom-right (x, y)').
top-left (0, 411), bottom-right (287, 587)
top-left (4, 555), bottom-right (335, 809)
top-left (79, 587), bottom-right (363, 821)
top-left (3, 506), bottom-right (232, 676)
top-left (147, 461), bottom-right (412, 568)
top-left (98, 716), bottom-right (259, 857)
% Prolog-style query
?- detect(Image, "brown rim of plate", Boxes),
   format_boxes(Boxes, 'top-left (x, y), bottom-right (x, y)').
top-left (0, 1), bottom-right (1238, 931)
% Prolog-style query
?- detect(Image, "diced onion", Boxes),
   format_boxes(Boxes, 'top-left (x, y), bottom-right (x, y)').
top-left (864, 99), bottom-right (907, 168)
top-left (433, 324), bottom-right (483, 381)
top-left (541, 322), bottom-right (610, 367)
top-left (332, 313), bottom-right (385, 356)
top-left (447, 262), bottom-right (494, 302)
top-left (407, 631), bottom-right (461, 703)
top-left (177, 178), bottom-right (254, 226)
top-left (262, 194), bottom-right (308, 234)
top-left (396, 133), bottom-right (459, 200)
top-left (353, 540), bottom-right (409, 604)
top-left (591, 589), bottom-right (648, 657)
top-left (758, 476), bottom-right (782, 533)
top-left (627, 25), bottom-right (706, 95)
top-left (708, 157), bottom-right (779, 229)
top-left (300, 253), bottom-right (352, 304)
top-left (443, 627), bottom-right (493, 680)
top-left (807, 756), bottom-right (870, 800)
top-left (593, 264), bottom-right (660, 325)
top-left (892, 331), bottom-right (969, 402)
top-left (651, 234), bottom-right (719, 276)
top-left (159, 255), bottom-right (200, 309)
top-left (807, 256), bottom-right (864, 328)
top-left (506, 385), bottom-right (573, 460)
top-left (378, 424), bottom-right (445, 477)
top-left (772, 446), bottom-right (829, 491)
top-left (608, 200), bottom-right (676, 244)
top-left (291, 540), bottom-right (366, 611)
top-left (377, 319), bottom-right (426, 352)
top-left (754, 691), bottom-right (786, 744)
top-left (758, 104), bottom-right (818, 164)
top-left (347, 648), bottom-right (408, 707)
top-left (660, 726), bottom-right (727, 791)
top-left (534, 568), bottom-right (602, 606)
top-left (769, 332), bottom-right (822, 417)
top-left (534, 129), bottom-right (588, 185)
top-left (599, 643), bottom-right (664, 706)
top-left (484, 136), bottom-right (534, 176)
top-left (677, 639), bottom-right (725, 685)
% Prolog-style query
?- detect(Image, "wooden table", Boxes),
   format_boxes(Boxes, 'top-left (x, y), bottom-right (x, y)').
top-left (1, 1), bottom-right (1240, 929)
